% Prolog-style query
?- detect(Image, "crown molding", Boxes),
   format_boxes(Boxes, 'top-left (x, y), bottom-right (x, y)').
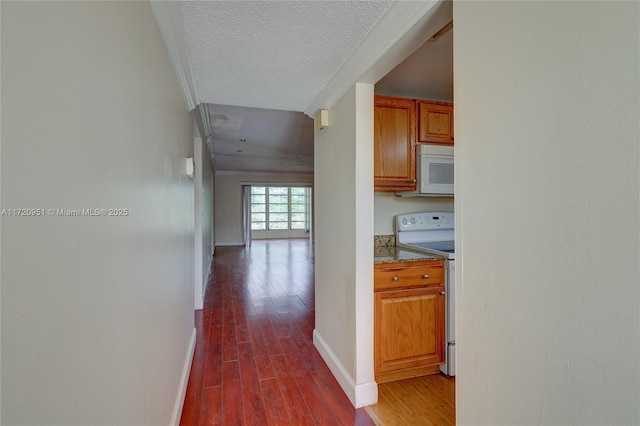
top-left (304, 0), bottom-right (452, 118)
top-left (193, 103), bottom-right (214, 160)
top-left (150, 0), bottom-right (199, 111)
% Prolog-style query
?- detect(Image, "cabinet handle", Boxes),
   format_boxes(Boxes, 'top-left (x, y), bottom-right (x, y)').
top-left (392, 276), bottom-right (399, 281)
top-left (440, 291), bottom-right (446, 295)
top-left (422, 274), bottom-right (429, 279)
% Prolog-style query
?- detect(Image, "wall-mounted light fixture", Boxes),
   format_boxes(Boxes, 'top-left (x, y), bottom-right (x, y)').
top-left (185, 157), bottom-right (195, 178)
top-left (314, 109), bottom-right (329, 131)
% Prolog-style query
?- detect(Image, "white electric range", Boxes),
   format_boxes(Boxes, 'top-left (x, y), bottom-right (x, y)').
top-left (395, 212), bottom-right (455, 377)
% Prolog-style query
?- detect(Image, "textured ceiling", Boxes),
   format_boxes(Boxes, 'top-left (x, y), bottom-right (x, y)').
top-left (179, 0), bottom-right (393, 112)
top-left (208, 104), bottom-right (314, 174)
top-left (164, 1), bottom-right (452, 174)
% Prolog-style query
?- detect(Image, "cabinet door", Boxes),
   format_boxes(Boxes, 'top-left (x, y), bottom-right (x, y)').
top-left (375, 287), bottom-right (444, 377)
top-left (374, 96), bottom-right (416, 191)
top-left (418, 100), bottom-right (454, 145)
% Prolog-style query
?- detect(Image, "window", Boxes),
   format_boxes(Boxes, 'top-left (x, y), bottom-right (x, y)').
top-left (251, 186), bottom-right (309, 231)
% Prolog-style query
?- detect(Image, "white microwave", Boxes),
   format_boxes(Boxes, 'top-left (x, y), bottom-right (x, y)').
top-left (397, 144), bottom-right (454, 197)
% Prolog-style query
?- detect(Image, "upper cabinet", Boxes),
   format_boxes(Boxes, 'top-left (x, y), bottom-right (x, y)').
top-left (417, 100), bottom-right (454, 145)
top-left (374, 96), bottom-right (454, 191)
top-left (374, 96), bottom-right (416, 191)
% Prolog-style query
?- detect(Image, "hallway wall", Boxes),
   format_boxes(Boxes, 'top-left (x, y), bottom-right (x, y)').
top-left (1, 2), bottom-right (195, 424)
top-left (201, 144), bottom-right (214, 270)
top-left (194, 137), bottom-right (215, 309)
top-left (313, 83), bottom-right (376, 407)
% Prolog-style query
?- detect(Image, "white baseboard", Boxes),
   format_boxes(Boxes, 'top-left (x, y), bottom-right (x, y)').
top-left (170, 328), bottom-right (196, 426)
top-left (194, 292), bottom-right (203, 311)
top-left (214, 241), bottom-right (245, 247)
top-left (354, 381), bottom-right (378, 407)
top-left (312, 329), bottom-right (378, 408)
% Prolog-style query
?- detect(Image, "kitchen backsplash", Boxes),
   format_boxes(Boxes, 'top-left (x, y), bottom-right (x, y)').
top-left (374, 234), bottom-right (395, 247)
top-left (374, 191), bottom-right (454, 235)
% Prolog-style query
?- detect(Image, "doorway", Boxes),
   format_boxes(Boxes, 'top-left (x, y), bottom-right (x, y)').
top-left (242, 184), bottom-right (313, 245)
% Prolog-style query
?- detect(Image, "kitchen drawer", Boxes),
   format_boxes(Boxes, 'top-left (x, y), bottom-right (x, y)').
top-left (374, 264), bottom-right (443, 291)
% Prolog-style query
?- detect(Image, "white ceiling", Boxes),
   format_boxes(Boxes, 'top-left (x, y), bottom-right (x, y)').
top-left (179, 0), bottom-right (393, 112)
top-left (375, 29), bottom-right (453, 102)
top-left (154, 1), bottom-right (452, 174)
top-left (208, 104), bottom-right (313, 174)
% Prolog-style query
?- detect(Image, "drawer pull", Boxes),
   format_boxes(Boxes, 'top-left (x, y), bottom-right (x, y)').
top-left (392, 276), bottom-right (399, 281)
top-left (440, 291), bottom-right (446, 295)
top-left (422, 274), bottom-right (429, 279)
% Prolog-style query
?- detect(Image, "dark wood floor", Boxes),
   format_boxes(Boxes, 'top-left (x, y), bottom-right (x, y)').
top-left (180, 239), bottom-right (375, 425)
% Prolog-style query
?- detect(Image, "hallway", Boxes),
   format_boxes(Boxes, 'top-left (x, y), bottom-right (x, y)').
top-left (180, 239), bottom-right (375, 425)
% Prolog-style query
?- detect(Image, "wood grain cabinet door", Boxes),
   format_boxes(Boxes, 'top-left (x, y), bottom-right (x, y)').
top-left (374, 96), bottom-right (416, 191)
top-left (375, 287), bottom-right (445, 378)
top-left (418, 100), bottom-right (454, 145)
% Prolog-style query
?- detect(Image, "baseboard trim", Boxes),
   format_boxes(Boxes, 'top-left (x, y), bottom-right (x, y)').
top-left (194, 291), bottom-right (203, 311)
top-left (170, 327), bottom-right (196, 426)
top-left (312, 329), bottom-right (378, 408)
top-left (355, 380), bottom-right (378, 408)
top-left (214, 242), bottom-right (245, 247)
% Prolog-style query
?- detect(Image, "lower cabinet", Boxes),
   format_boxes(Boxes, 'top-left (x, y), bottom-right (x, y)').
top-left (374, 261), bottom-right (445, 383)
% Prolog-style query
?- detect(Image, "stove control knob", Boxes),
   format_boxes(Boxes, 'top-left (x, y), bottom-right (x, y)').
top-left (402, 218), bottom-right (408, 225)
top-left (410, 217), bottom-right (416, 224)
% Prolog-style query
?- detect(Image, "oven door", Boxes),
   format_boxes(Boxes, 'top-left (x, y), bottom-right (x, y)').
top-left (420, 154), bottom-right (454, 195)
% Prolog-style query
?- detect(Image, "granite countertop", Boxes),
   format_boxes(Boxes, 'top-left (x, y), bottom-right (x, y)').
top-left (373, 234), bottom-right (446, 264)
top-left (374, 245), bottom-right (446, 264)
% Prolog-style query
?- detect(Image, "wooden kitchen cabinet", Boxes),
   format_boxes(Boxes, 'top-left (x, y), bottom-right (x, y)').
top-left (417, 100), bottom-right (454, 145)
top-left (374, 96), bottom-right (416, 191)
top-left (374, 260), bottom-right (445, 383)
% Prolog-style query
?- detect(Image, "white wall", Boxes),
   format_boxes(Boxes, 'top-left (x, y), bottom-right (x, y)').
top-left (1, 2), bottom-right (195, 424)
top-left (314, 83), bottom-right (377, 407)
top-left (214, 172), bottom-right (313, 245)
top-left (373, 192), bottom-right (453, 235)
top-left (194, 137), bottom-right (215, 309)
top-left (202, 142), bottom-right (214, 277)
top-left (455, 2), bottom-right (640, 424)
